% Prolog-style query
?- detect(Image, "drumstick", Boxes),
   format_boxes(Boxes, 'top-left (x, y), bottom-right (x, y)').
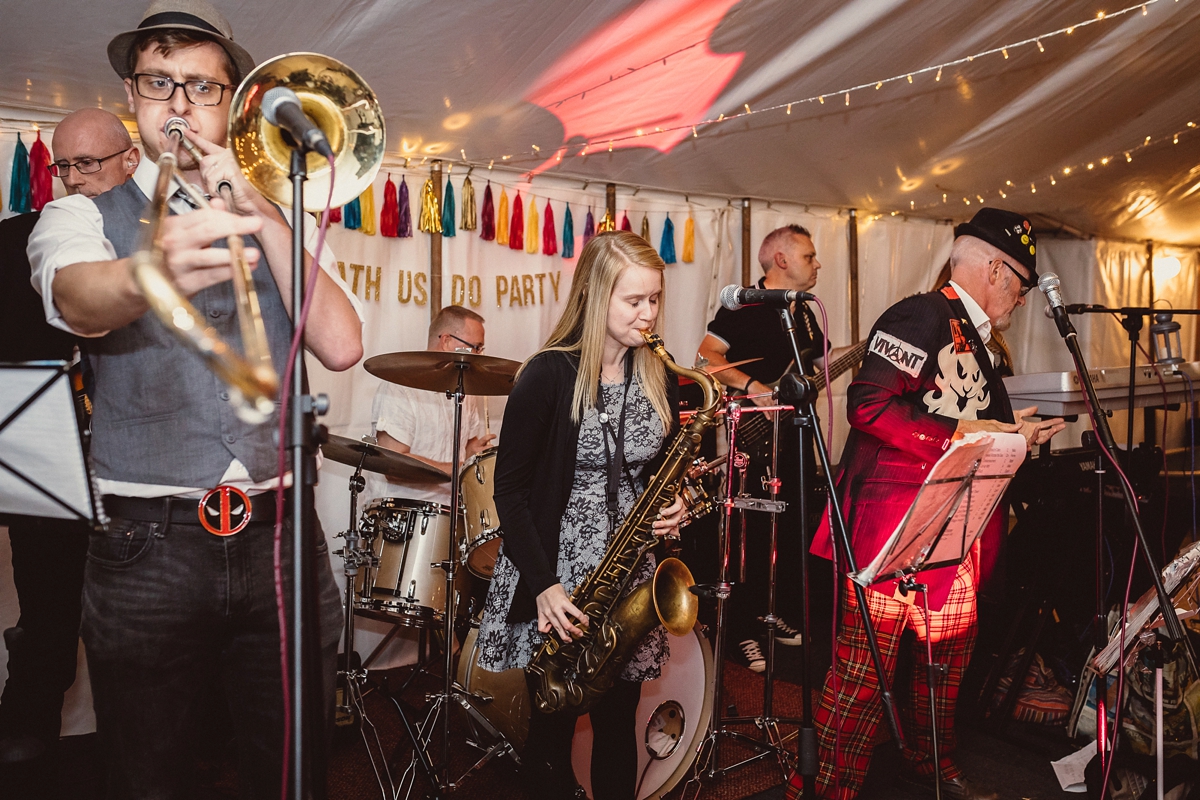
top-left (484, 397), bottom-right (491, 437)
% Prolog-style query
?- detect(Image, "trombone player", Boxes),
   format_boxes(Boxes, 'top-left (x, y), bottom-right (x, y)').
top-left (27, 0), bottom-right (362, 795)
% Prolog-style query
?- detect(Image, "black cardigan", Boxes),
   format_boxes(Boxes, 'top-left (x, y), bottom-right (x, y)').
top-left (494, 349), bottom-right (680, 623)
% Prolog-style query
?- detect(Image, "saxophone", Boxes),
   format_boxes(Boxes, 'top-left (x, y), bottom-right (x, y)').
top-left (525, 330), bottom-right (725, 715)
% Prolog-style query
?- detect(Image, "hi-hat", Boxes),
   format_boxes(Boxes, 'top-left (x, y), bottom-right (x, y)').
top-left (322, 434), bottom-right (449, 483)
top-left (364, 351), bottom-right (519, 396)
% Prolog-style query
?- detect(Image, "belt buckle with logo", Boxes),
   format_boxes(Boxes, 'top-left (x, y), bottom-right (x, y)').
top-left (198, 486), bottom-right (252, 536)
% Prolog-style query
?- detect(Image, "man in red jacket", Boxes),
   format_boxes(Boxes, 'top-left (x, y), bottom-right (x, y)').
top-left (788, 208), bottom-right (1064, 800)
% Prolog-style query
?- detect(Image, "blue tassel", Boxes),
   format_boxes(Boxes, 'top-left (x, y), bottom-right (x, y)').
top-left (659, 214), bottom-right (677, 264)
top-left (9, 133), bottom-right (31, 214)
top-left (343, 197), bottom-right (362, 230)
top-left (561, 204), bottom-right (575, 258)
top-left (441, 177), bottom-right (456, 237)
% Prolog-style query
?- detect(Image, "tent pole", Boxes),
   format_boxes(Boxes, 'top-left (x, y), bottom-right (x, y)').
top-left (430, 160), bottom-right (443, 316)
top-left (742, 198), bottom-right (751, 286)
top-left (849, 208), bottom-right (860, 357)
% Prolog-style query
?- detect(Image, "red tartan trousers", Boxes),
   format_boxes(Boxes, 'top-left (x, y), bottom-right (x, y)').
top-left (785, 556), bottom-right (979, 800)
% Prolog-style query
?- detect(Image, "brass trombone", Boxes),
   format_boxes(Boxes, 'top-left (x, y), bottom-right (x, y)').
top-left (128, 53), bottom-right (386, 422)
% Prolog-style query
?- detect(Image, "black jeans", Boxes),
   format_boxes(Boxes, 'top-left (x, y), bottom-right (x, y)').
top-left (522, 678), bottom-right (642, 800)
top-left (0, 515), bottom-right (90, 746)
top-left (81, 507), bottom-right (342, 799)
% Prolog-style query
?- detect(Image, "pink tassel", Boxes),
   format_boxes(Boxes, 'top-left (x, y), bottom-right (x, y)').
top-left (28, 131), bottom-right (53, 211)
top-left (509, 191), bottom-right (525, 250)
top-left (542, 199), bottom-right (557, 255)
top-left (480, 182), bottom-right (495, 240)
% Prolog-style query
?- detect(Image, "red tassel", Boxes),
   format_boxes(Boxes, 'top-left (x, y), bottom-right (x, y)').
top-left (542, 199), bottom-right (557, 255)
top-left (509, 191), bottom-right (525, 250)
top-left (29, 131), bottom-right (53, 211)
top-left (327, 206), bottom-right (342, 224)
top-left (620, 211), bottom-right (632, 231)
top-left (380, 175), bottom-right (400, 237)
top-left (480, 182), bottom-right (495, 240)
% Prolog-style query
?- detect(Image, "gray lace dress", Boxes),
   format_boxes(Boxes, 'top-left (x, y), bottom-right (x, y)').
top-left (475, 378), bottom-right (669, 681)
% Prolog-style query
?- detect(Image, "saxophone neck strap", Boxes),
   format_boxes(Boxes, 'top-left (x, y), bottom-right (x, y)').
top-left (597, 350), bottom-right (635, 532)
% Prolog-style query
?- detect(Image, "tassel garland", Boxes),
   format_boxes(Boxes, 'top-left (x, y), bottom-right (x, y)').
top-left (380, 175), bottom-right (399, 237)
top-left (639, 214), bottom-right (650, 243)
top-left (682, 215), bottom-right (695, 263)
top-left (496, 188), bottom-right (509, 244)
top-left (524, 195), bottom-right (538, 254)
top-left (441, 177), bottom-right (456, 237)
top-left (542, 199), bottom-right (557, 256)
top-left (343, 196), bottom-right (362, 230)
top-left (660, 214), bottom-right (677, 264)
top-left (29, 131), bottom-right (53, 212)
top-left (480, 182), bottom-right (495, 240)
top-left (358, 184), bottom-right (376, 235)
top-left (418, 178), bottom-right (442, 233)
top-left (620, 211), bottom-right (631, 232)
top-left (398, 177), bottom-right (412, 237)
top-left (8, 133), bottom-right (31, 214)
top-left (561, 204), bottom-right (574, 258)
top-left (460, 176), bottom-right (477, 231)
top-left (582, 207), bottom-right (595, 246)
top-left (509, 191), bottom-right (524, 250)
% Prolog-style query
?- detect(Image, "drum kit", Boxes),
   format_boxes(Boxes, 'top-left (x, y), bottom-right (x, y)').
top-left (321, 347), bottom-right (806, 799)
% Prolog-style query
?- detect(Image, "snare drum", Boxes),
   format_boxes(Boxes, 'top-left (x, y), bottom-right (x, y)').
top-left (459, 448), bottom-right (502, 579)
top-left (358, 497), bottom-right (467, 628)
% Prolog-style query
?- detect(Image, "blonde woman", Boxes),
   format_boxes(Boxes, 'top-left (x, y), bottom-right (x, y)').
top-left (475, 231), bottom-right (686, 800)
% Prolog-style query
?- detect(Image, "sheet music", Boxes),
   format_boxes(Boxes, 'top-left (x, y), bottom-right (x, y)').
top-left (852, 431), bottom-right (1026, 587)
top-left (0, 364), bottom-right (97, 521)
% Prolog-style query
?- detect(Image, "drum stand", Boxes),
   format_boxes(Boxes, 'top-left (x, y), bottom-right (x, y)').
top-left (388, 364), bottom-right (519, 798)
top-left (335, 449), bottom-right (398, 798)
top-left (686, 402), bottom-right (802, 795)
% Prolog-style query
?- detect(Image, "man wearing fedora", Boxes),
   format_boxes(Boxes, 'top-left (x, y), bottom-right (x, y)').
top-left (784, 208), bottom-right (1065, 800)
top-left (27, 1), bottom-right (362, 796)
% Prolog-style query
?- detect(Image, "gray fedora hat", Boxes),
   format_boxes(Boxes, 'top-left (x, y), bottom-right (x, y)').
top-left (107, 0), bottom-right (256, 82)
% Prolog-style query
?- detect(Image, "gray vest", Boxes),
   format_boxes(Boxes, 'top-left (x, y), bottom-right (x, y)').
top-left (89, 180), bottom-right (292, 487)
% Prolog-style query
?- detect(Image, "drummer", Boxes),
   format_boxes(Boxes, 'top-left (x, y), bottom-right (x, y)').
top-left (370, 305), bottom-right (495, 505)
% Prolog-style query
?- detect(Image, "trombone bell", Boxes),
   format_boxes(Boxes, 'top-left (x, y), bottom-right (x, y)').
top-left (228, 52), bottom-right (385, 211)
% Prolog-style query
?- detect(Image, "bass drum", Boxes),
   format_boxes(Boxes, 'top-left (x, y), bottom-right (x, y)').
top-left (457, 622), bottom-right (712, 798)
top-left (571, 624), bottom-right (714, 800)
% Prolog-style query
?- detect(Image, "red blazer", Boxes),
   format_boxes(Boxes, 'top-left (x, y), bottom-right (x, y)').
top-left (811, 288), bottom-right (1014, 609)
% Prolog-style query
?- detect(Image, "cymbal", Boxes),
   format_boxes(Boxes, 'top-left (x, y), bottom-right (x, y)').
top-left (679, 357), bottom-right (764, 385)
top-left (321, 434), bottom-right (450, 483)
top-left (363, 351), bottom-right (519, 396)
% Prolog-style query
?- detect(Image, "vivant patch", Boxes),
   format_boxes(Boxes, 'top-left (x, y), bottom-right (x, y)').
top-left (868, 330), bottom-right (928, 378)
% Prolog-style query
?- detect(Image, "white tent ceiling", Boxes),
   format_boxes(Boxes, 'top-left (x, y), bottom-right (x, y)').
top-left (3, 0), bottom-right (1200, 244)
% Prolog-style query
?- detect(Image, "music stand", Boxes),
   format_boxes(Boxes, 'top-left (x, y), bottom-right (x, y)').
top-left (851, 430), bottom-right (1026, 800)
top-left (0, 361), bottom-right (104, 526)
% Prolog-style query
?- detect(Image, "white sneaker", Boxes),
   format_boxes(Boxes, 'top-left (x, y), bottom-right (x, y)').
top-left (738, 639), bottom-right (766, 673)
top-left (773, 616), bottom-right (803, 646)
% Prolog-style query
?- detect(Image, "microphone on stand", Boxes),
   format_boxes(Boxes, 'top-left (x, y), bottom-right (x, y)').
top-left (1038, 273), bottom-right (1075, 338)
top-left (261, 87), bottom-right (334, 158)
top-left (720, 284), bottom-right (816, 311)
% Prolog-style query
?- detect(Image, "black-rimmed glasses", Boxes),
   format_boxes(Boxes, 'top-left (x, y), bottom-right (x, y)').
top-left (132, 73), bottom-right (233, 106)
top-left (48, 148), bottom-right (131, 177)
top-left (445, 333), bottom-right (484, 353)
top-left (997, 259), bottom-right (1036, 296)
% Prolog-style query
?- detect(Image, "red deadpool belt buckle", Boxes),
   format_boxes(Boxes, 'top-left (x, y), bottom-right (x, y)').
top-left (198, 486), bottom-right (253, 536)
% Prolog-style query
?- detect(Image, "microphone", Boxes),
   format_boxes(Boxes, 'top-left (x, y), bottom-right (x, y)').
top-left (720, 284), bottom-right (815, 311)
top-left (1038, 272), bottom-right (1074, 338)
top-left (261, 87), bottom-right (334, 158)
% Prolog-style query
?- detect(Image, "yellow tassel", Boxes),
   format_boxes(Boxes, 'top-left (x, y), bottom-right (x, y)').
top-left (525, 195), bottom-right (539, 253)
top-left (359, 184), bottom-right (376, 235)
top-left (460, 176), bottom-right (477, 231)
top-left (496, 188), bottom-right (509, 245)
top-left (598, 209), bottom-right (615, 232)
top-left (418, 178), bottom-right (442, 233)
top-left (640, 214), bottom-right (650, 242)
top-left (682, 214), bottom-right (695, 263)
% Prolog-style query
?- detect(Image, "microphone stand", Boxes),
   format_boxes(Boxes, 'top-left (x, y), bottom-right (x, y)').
top-left (1047, 304), bottom-right (1194, 781)
top-left (774, 306), bottom-right (905, 797)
